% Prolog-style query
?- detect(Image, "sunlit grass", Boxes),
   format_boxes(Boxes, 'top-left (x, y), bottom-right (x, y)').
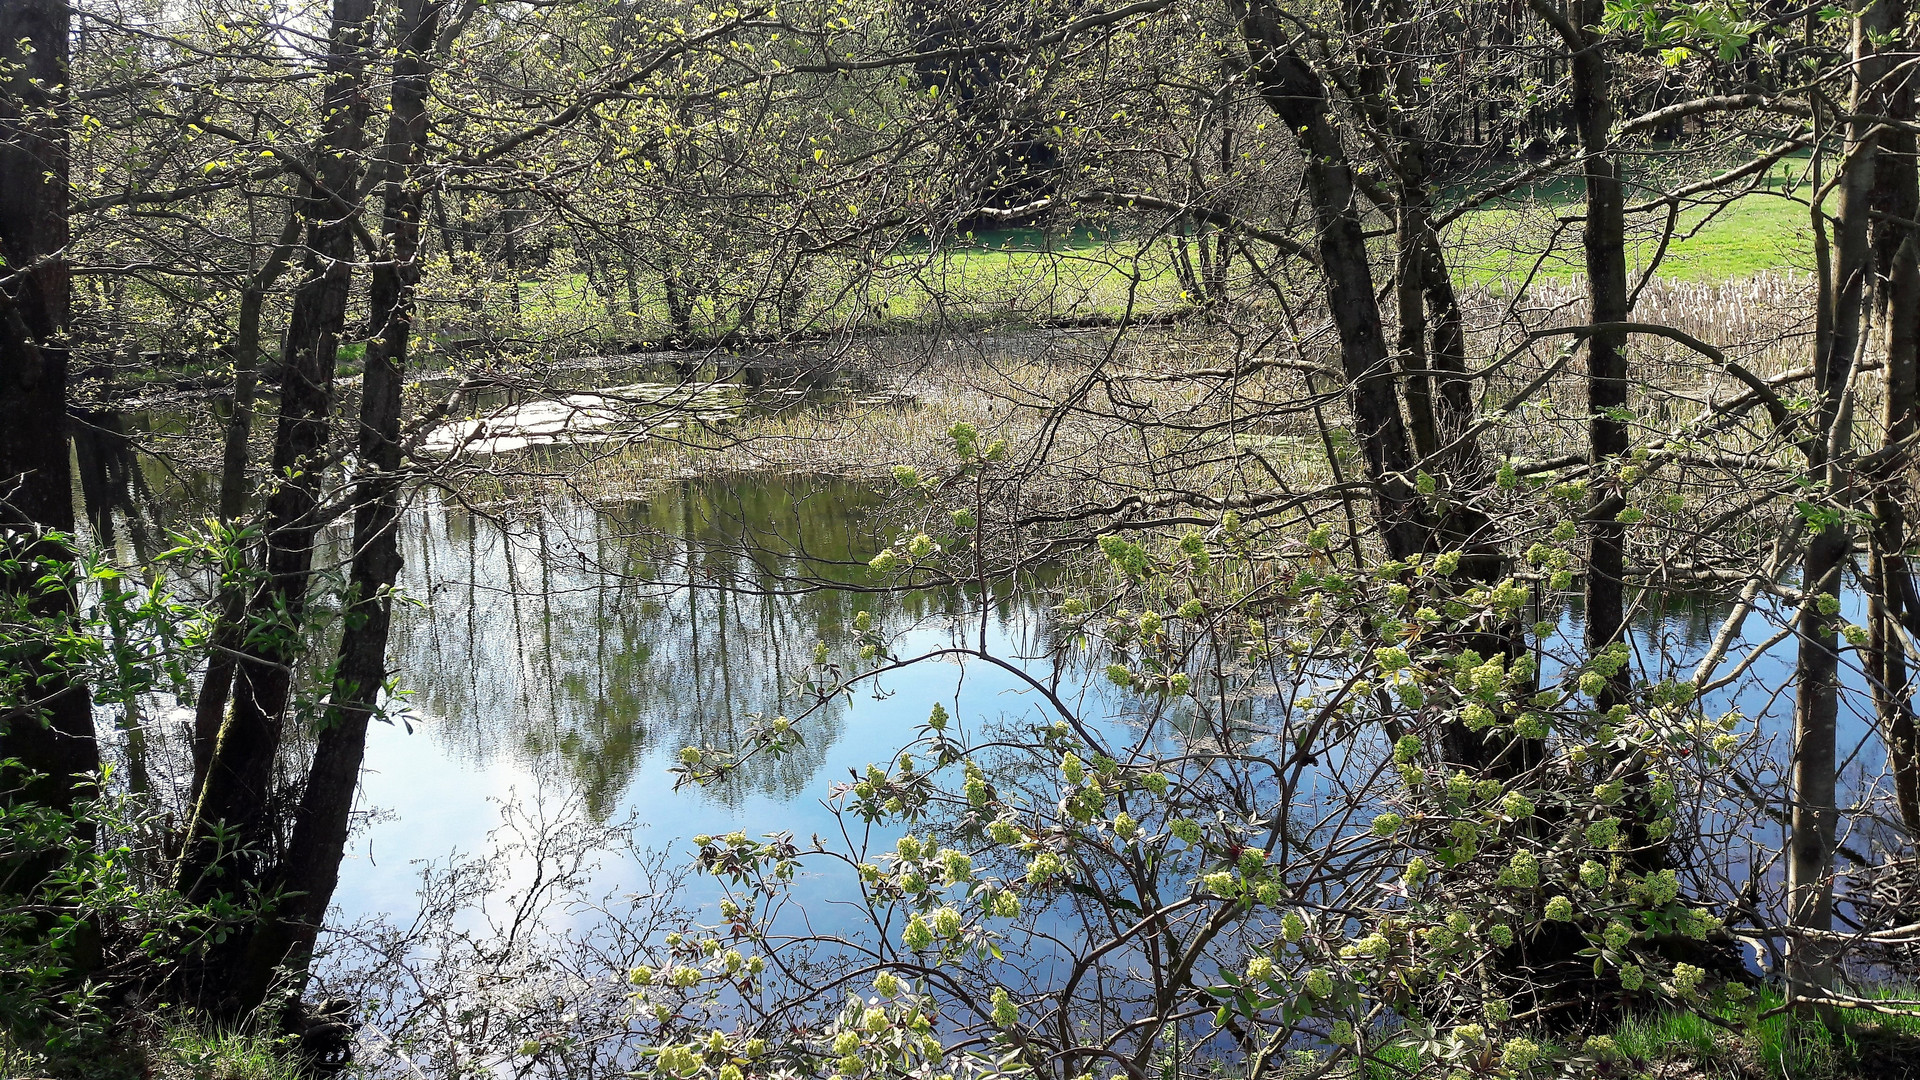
top-left (1351, 985), bottom-right (1920, 1080)
top-left (1446, 152), bottom-right (1819, 285)
top-left (0, 1019), bottom-right (306, 1080)
top-left (1601, 985), bottom-right (1920, 1079)
top-left (153, 1024), bottom-right (305, 1080)
top-left (472, 175), bottom-right (1813, 353)
top-left (447, 233), bottom-right (1192, 349)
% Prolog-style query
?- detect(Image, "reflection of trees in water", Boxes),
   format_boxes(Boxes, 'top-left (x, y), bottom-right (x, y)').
top-left (69, 413), bottom-right (1084, 823)
top-left (73, 407), bottom-right (225, 563)
top-left (70, 408), bottom-right (349, 823)
top-left (390, 474), bottom-right (1058, 816)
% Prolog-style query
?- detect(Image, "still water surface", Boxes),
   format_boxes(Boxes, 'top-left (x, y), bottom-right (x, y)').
top-left (72, 384), bottom-right (1903, 958)
top-left (350, 473), bottom-right (1124, 925)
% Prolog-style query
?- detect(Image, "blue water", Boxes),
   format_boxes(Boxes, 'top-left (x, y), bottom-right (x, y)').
top-left (334, 480), bottom-right (1907, 956)
top-left (336, 476), bottom-right (1132, 934)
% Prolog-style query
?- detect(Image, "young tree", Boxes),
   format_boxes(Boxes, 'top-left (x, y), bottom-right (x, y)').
top-left (235, 0), bottom-right (453, 1014)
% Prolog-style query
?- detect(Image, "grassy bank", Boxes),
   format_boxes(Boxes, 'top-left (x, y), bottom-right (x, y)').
top-left (1446, 153), bottom-right (1817, 285)
top-left (94, 160), bottom-right (1817, 390)
top-left (1355, 986), bottom-right (1920, 1080)
top-left (1, 1023), bottom-right (303, 1080)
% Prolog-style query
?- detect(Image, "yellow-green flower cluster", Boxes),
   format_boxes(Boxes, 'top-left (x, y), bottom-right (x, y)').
top-left (902, 913), bottom-right (933, 951)
top-left (1282, 910), bottom-right (1307, 942)
top-left (1500, 851), bottom-right (1539, 888)
top-left (990, 987), bottom-right (1018, 1028)
top-left (1026, 851), bottom-right (1065, 886)
top-left (1502, 1037), bottom-right (1540, 1069)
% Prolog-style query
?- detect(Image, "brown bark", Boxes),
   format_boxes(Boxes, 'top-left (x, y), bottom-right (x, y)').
top-left (1396, 211), bottom-right (1439, 462)
top-left (1868, 226), bottom-right (1920, 835)
top-left (1523, 0), bottom-right (1632, 695)
top-left (194, 209), bottom-right (308, 796)
top-left (1235, 0), bottom-right (1427, 561)
top-left (1357, 0), bottom-right (1489, 567)
top-left (1788, 0), bottom-right (1893, 1007)
top-left (1864, 7), bottom-right (1920, 838)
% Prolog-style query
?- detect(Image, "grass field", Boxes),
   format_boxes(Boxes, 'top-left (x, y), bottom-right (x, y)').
top-left (421, 153), bottom-right (1822, 350)
top-left (1446, 153), bottom-right (1818, 284)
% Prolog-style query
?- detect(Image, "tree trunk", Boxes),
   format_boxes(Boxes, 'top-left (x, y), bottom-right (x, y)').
top-left (1235, 1), bottom-right (1427, 561)
top-left (0, 0), bottom-right (99, 827)
top-left (1864, 4), bottom-right (1920, 838)
top-left (1868, 226), bottom-right (1920, 835)
top-left (665, 259), bottom-right (694, 340)
top-left (1539, 0), bottom-right (1632, 701)
top-left (1364, 0), bottom-right (1489, 569)
top-left (1396, 209), bottom-right (1439, 462)
top-left (177, 0), bottom-right (378, 913)
top-left (1788, 0), bottom-right (1890, 1008)
top-left (194, 209), bottom-right (308, 796)
top-left (502, 203), bottom-right (523, 325)
top-left (232, 0), bottom-right (446, 1016)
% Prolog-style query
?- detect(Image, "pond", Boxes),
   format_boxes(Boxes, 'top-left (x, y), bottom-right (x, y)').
top-left (347, 472), bottom-right (1131, 925)
top-left (68, 370), bottom-right (1912, 1022)
top-left (74, 388), bottom-right (1139, 939)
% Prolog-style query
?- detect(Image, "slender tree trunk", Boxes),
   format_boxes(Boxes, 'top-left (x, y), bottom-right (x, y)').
top-left (1207, 124), bottom-right (1233, 305)
top-left (664, 259), bottom-right (694, 340)
top-left (1396, 210), bottom-right (1439, 462)
top-left (1788, 0), bottom-right (1889, 1008)
top-left (625, 262), bottom-right (642, 337)
top-left (1868, 226), bottom-right (1920, 835)
top-left (1362, 0), bottom-right (1489, 568)
top-left (232, 0), bottom-right (446, 1016)
top-left (194, 210), bottom-right (308, 795)
top-left (1349, 0), bottom-right (1437, 468)
top-left (1236, 1), bottom-right (1427, 561)
top-left (1865, 7), bottom-right (1920, 837)
top-left (1531, 0), bottom-right (1633, 700)
top-left (502, 203), bottom-right (523, 325)
top-left (217, 212), bottom-right (306, 525)
top-left (0, 0), bottom-right (99, 827)
top-left (177, 0), bottom-right (379, 914)
top-left (1791, 525), bottom-right (1850, 1008)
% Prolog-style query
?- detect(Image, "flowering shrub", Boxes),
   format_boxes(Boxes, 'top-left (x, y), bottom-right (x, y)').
top-left (644, 459), bottom-right (1764, 1080)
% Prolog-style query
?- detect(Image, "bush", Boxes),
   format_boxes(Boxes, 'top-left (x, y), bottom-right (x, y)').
top-left (642, 442), bottom-right (1758, 1079)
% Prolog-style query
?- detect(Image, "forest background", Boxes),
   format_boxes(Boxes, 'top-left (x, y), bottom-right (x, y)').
top-left (6, 0), bottom-right (1920, 1076)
